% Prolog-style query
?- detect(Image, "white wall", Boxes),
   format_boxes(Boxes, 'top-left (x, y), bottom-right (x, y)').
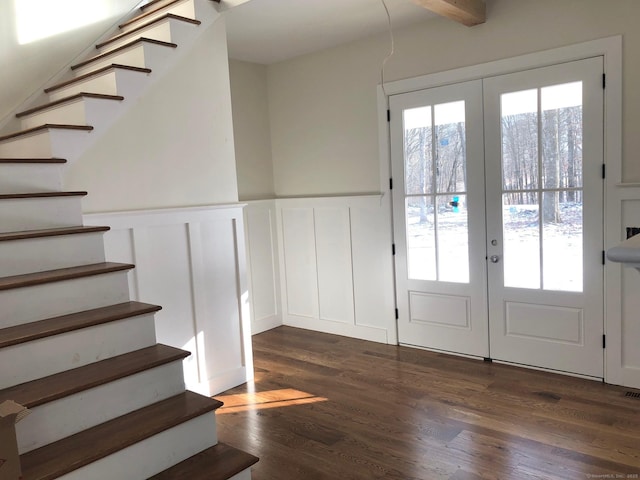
top-left (266, 0), bottom-right (640, 193)
top-left (242, 195), bottom-right (397, 343)
top-left (276, 195), bottom-right (396, 343)
top-left (65, 19), bottom-right (239, 213)
top-left (84, 205), bottom-right (253, 396)
top-left (229, 60), bottom-right (275, 201)
top-left (0, 0), bottom-right (142, 127)
top-left (243, 201), bottom-right (281, 334)
top-left (233, 0), bottom-right (640, 388)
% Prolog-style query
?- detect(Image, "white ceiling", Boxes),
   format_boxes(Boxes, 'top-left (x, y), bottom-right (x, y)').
top-left (224, 0), bottom-right (438, 64)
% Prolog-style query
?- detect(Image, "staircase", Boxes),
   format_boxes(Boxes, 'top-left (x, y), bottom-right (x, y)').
top-left (0, 0), bottom-right (258, 478)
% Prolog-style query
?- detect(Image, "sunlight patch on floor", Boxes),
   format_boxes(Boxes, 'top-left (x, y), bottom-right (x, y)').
top-left (216, 388), bottom-right (327, 413)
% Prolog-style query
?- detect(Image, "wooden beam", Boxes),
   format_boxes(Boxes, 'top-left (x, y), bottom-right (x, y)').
top-left (412, 0), bottom-right (486, 27)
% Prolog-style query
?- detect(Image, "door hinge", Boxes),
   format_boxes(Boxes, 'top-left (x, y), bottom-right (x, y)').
top-left (602, 73), bottom-right (606, 89)
top-left (602, 164), bottom-right (606, 179)
top-left (387, 109), bottom-right (391, 122)
top-left (389, 178), bottom-right (393, 190)
top-left (392, 243), bottom-right (396, 255)
top-left (395, 308), bottom-right (399, 320)
top-left (602, 250), bottom-right (606, 265)
top-left (603, 334), bottom-right (606, 349)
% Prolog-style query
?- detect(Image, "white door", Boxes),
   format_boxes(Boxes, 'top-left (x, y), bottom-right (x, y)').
top-left (390, 80), bottom-right (489, 358)
top-left (484, 58), bottom-right (604, 377)
top-left (391, 58), bottom-right (604, 377)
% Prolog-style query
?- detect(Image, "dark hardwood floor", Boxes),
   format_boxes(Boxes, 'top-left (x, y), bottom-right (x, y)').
top-left (215, 327), bottom-right (640, 480)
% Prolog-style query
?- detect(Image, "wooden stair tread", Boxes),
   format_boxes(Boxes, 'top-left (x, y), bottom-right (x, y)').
top-left (140, 0), bottom-right (221, 13)
top-left (149, 442), bottom-right (259, 480)
top-left (0, 124), bottom-right (93, 142)
top-left (20, 391), bottom-right (224, 480)
top-left (2, 345), bottom-right (178, 403)
top-left (0, 344), bottom-right (188, 408)
top-left (71, 38), bottom-right (177, 71)
top-left (0, 158), bottom-right (66, 164)
top-left (16, 93), bottom-right (125, 118)
top-left (0, 301), bottom-right (160, 349)
top-left (122, 0), bottom-right (187, 28)
top-left (0, 191), bottom-right (86, 200)
top-left (97, 13), bottom-right (200, 50)
top-left (0, 225), bottom-right (110, 242)
top-left (44, 64), bottom-right (152, 94)
top-left (0, 262), bottom-right (134, 292)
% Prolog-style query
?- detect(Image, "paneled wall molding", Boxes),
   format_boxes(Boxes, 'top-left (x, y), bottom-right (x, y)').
top-left (606, 184), bottom-right (640, 388)
top-left (243, 200), bottom-right (282, 334)
top-left (269, 194), bottom-right (397, 344)
top-left (84, 203), bottom-right (253, 396)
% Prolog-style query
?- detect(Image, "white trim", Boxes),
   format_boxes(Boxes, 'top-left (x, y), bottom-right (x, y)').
top-left (378, 35), bottom-right (625, 385)
top-left (274, 195), bottom-right (396, 344)
top-left (243, 200), bottom-right (282, 335)
top-left (381, 36), bottom-right (622, 95)
top-left (84, 203), bottom-right (247, 229)
top-left (84, 203), bottom-right (253, 395)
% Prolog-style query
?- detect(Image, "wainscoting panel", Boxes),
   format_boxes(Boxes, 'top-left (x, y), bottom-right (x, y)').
top-left (280, 207), bottom-right (319, 320)
top-left (84, 205), bottom-right (253, 396)
top-left (314, 207), bottom-right (355, 325)
top-left (605, 185), bottom-right (640, 389)
top-left (244, 201), bottom-right (281, 334)
top-left (275, 195), bottom-right (395, 344)
top-left (620, 198), bottom-right (640, 374)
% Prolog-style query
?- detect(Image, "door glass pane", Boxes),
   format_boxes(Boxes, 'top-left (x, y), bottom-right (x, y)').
top-left (404, 106), bottom-right (433, 195)
top-left (406, 196), bottom-right (436, 280)
top-left (501, 89), bottom-right (538, 191)
top-left (435, 101), bottom-right (466, 193)
top-left (542, 82), bottom-right (583, 189)
top-left (543, 193), bottom-right (583, 292)
top-left (437, 195), bottom-right (469, 283)
top-left (503, 193), bottom-right (540, 289)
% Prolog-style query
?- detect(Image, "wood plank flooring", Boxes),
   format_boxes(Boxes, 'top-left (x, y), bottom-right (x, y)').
top-left (215, 326), bottom-right (640, 480)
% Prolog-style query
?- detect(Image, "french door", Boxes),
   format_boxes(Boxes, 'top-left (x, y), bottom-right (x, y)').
top-left (391, 58), bottom-right (604, 377)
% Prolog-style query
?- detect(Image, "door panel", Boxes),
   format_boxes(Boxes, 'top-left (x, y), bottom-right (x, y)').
top-left (391, 58), bottom-right (604, 377)
top-left (391, 80), bottom-right (489, 357)
top-left (483, 58), bottom-right (604, 377)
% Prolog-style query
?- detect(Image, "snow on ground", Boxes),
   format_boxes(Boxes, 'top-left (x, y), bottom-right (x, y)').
top-left (406, 201), bottom-right (583, 292)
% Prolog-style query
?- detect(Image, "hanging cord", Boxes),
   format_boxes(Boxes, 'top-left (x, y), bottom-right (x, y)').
top-left (380, 0), bottom-right (395, 101)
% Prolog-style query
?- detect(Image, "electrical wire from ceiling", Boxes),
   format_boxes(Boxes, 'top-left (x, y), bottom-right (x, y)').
top-left (379, 0), bottom-right (395, 100)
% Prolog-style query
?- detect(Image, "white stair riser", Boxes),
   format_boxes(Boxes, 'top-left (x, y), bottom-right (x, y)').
top-left (0, 128), bottom-right (92, 161)
top-left (0, 270), bottom-right (130, 328)
top-left (0, 313), bottom-right (157, 389)
top-left (0, 232), bottom-right (106, 277)
top-left (140, 0), bottom-right (181, 14)
top-left (48, 69), bottom-right (150, 103)
top-left (228, 470), bottom-right (253, 480)
top-left (20, 97), bottom-right (125, 131)
top-left (98, 17), bottom-right (197, 56)
top-left (73, 42), bottom-right (174, 78)
top-left (122, 0), bottom-right (199, 33)
top-left (0, 163), bottom-right (64, 194)
top-left (0, 196), bottom-right (83, 234)
top-left (59, 412), bottom-right (218, 480)
top-left (17, 360), bottom-right (186, 453)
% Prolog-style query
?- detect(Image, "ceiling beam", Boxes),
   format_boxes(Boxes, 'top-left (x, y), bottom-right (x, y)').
top-left (412, 0), bottom-right (486, 27)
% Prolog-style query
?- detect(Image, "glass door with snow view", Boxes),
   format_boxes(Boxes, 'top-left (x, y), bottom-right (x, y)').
top-left (390, 80), bottom-right (490, 358)
top-left (483, 58), bottom-right (604, 377)
top-left (391, 58), bottom-right (604, 377)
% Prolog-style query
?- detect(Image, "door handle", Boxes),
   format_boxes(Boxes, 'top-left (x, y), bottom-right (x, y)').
top-left (490, 255), bottom-right (500, 263)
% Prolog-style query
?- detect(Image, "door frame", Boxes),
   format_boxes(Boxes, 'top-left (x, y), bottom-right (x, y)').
top-left (377, 36), bottom-right (622, 382)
